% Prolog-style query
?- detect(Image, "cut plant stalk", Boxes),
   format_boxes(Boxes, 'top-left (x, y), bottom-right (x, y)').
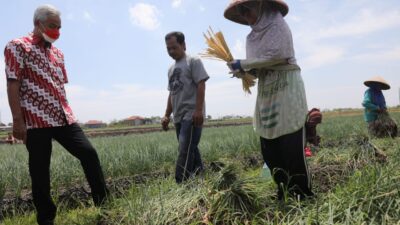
top-left (201, 27), bottom-right (256, 94)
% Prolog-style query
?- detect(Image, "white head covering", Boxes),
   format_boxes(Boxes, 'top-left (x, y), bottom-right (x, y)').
top-left (246, 6), bottom-right (297, 64)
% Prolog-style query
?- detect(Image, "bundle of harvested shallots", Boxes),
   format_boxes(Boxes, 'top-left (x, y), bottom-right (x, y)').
top-left (201, 27), bottom-right (255, 94)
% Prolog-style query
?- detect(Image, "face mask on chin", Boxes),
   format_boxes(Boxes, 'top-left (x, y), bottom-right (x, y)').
top-left (40, 24), bottom-right (60, 43)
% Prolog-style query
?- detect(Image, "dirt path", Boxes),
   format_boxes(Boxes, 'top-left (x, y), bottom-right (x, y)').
top-left (0, 122), bottom-right (252, 144)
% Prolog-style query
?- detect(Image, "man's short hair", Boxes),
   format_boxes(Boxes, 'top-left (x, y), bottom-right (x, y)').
top-left (165, 31), bottom-right (185, 45)
top-left (33, 4), bottom-right (61, 24)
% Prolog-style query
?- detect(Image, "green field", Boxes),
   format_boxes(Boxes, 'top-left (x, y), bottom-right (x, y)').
top-left (0, 113), bottom-right (399, 224)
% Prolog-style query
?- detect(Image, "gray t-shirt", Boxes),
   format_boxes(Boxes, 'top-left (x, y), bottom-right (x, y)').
top-left (168, 54), bottom-right (209, 123)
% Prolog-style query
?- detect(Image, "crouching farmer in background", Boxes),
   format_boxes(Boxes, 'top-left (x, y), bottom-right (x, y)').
top-left (5, 5), bottom-right (109, 224)
top-left (362, 76), bottom-right (397, 138)
top-left (304, 108), bottom-right (322, 157)
top-left (305, 108), bottom-right (322, 146)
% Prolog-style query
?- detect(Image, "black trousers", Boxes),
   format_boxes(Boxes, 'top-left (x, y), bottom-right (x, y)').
top-left (260, 128), bottom-right (313, 199)
top-left (26, 123), bottom-right (108, 225)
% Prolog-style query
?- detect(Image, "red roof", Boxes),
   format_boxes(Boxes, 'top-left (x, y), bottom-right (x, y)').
top-left (124, 116), bottom-right (145, 121)
top-left (85, 120), bottom-right (105, 125)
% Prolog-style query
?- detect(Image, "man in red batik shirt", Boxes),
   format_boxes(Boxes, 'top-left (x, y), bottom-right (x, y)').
top-left (4, 4), bottom-right (108, 225)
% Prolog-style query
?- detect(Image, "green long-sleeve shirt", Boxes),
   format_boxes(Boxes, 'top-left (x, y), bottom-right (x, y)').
top-left (362, 89), bottom-right (380, 122)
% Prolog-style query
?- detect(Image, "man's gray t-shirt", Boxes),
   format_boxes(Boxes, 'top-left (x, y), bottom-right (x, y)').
top-left (168, 54), bottom-right (209, 123)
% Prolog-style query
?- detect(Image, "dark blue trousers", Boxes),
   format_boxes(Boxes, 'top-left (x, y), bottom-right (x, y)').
top-left (174, 120), bottom-right (204, 183)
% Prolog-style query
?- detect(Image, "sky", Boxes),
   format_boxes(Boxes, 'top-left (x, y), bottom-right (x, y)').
top-left (1, 0), bottom-right (400, 124)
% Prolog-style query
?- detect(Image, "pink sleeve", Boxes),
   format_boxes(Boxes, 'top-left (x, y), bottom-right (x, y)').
top-left (59, 51), bottom-right (68, 83)
top-left (61, 62), bottom-right (68, 84)
top-left (4, 41), bottom-right (25, 81)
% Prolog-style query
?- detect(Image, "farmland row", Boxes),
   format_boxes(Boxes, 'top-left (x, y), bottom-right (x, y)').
top-left (0, 113), bottom-right (399, 223)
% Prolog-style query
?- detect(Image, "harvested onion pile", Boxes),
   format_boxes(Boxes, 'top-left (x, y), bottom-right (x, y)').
top-left (369, 111), bottom-right (398, 138)
top-left (201, 27), bottom-right (255, 94)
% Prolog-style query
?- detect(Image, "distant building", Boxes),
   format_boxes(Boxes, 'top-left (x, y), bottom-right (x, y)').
top-left (222, 115), bottom-right (243, 120)
top-left (150, 117), bottom-right (162, 124)
top-left (0, 125), bottom-right (12, 132)
top-left (123, 116), bottom-right (145, 126)
top-left (84, 120), bottom-right (107, 129)
top-left (0, 121), bottom-right (12, 131)
top-left (143, 118), bottom-right (154, 125)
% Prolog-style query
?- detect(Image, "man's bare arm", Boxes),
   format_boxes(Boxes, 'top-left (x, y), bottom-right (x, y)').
top-left (7, 80), bottom-right (26, 142)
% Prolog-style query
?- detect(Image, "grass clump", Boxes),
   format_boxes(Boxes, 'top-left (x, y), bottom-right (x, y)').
top-left (206, 165), bottom-right (262, 224)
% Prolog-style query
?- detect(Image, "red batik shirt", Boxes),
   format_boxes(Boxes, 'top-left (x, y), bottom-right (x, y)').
top-left (4, 33), bottom-right (76, 129)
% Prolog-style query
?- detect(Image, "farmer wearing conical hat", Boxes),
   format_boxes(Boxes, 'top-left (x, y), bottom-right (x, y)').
top-left (362, 76), bottom-right (389, 121)
top-left (224, 0), bottom-right (313, 200)
top-left (362, 76), bottom-right (398, 137)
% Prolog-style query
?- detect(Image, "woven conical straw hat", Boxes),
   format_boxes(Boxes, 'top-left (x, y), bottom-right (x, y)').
top-left (364, 76), bottom-right (391, 90)
top-left (224, 0), bottom-right (289, 25)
